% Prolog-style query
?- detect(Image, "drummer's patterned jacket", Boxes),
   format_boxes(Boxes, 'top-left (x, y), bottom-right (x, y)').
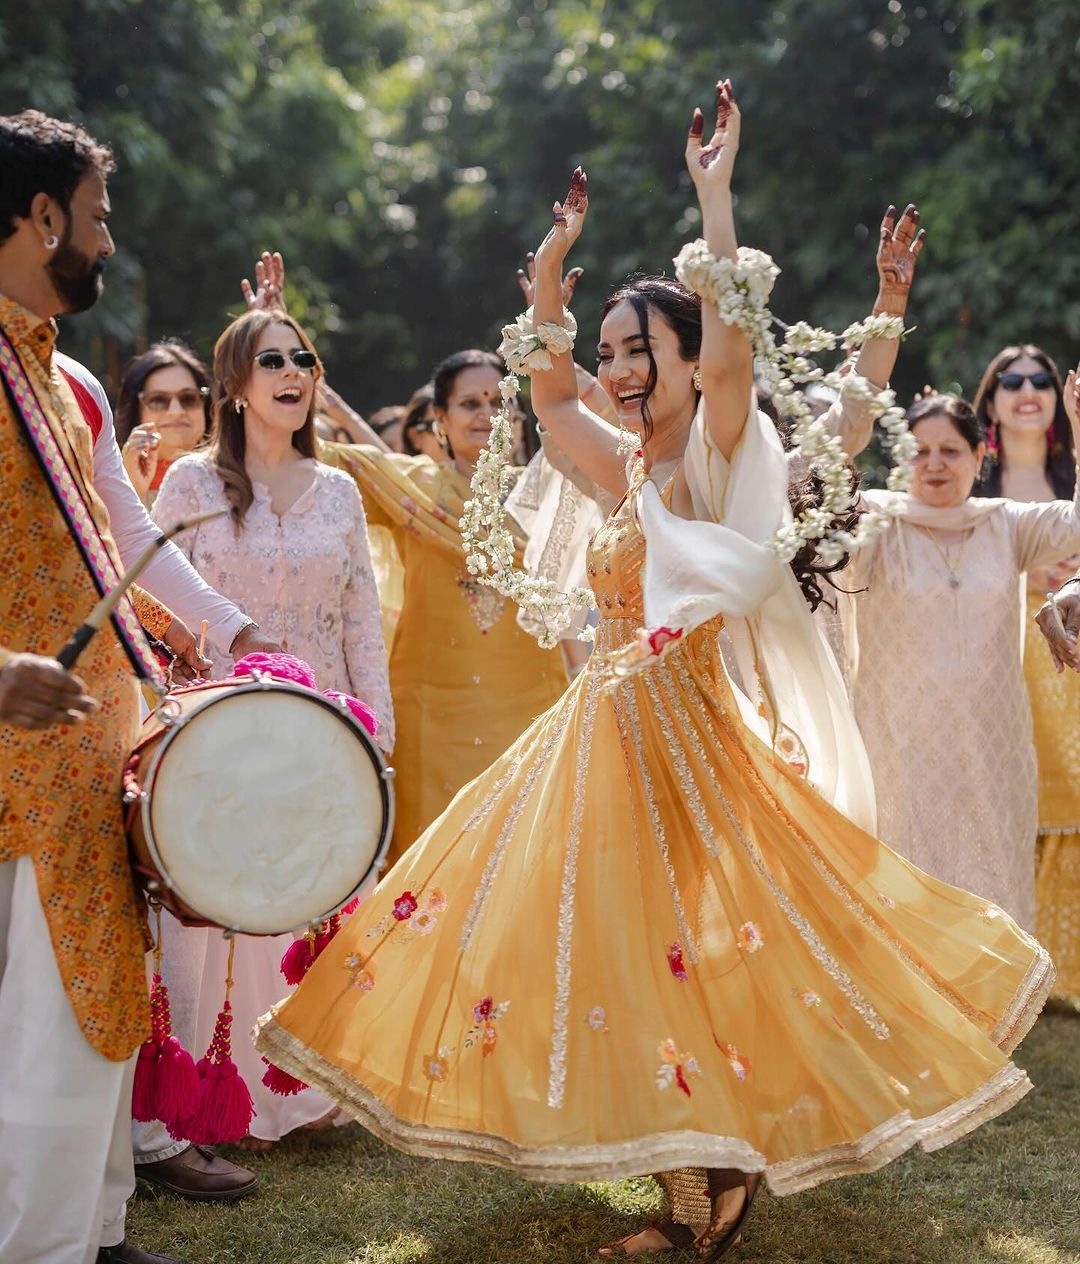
top-left (0, 294), bottom-right (170, 1060)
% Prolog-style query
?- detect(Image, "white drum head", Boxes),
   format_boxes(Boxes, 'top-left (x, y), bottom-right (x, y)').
top-left (148, 689), bottom-right (385, 933)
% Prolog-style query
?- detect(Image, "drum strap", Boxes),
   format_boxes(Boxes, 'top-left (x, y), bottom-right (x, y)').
top-left (0, 328), bottom-right (159, 681)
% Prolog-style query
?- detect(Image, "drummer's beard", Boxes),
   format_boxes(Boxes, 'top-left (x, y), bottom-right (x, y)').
top-left (47, 235), bottom-right (106, 314)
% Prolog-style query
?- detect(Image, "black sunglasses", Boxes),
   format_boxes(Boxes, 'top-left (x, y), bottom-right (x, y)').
top-left (997, 370), bottom-right (1055, 392)
top-left (253, 348), bottom-right (318, 371)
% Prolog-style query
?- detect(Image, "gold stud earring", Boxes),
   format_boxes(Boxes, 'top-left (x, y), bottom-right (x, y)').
top-left (692, 369), bottom-right (702, 392)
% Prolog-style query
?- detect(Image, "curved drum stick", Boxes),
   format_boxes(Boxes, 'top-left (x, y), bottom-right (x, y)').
top-left (56, 510), bottom-right (225, 669)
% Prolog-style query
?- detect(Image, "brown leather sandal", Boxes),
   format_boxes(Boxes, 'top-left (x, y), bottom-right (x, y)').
top-left (598, 1219), bottom-right (697, 1257)
top-left (694, 1173), bottom-right (762, 1261)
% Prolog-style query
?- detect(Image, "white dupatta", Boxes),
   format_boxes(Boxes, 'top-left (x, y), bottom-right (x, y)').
top-left (635, 401), bottom-right (878, 833)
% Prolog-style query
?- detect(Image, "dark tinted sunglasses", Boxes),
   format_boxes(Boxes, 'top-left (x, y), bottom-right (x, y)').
top-left (997, 370), bottom-right (1055, 392)
top-left (253, 348), bottom-right (318, 371)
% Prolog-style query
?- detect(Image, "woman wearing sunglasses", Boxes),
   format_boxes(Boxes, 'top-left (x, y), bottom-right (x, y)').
top-left (973, 347), bottom-right (1080, 998)
top-left (151, 307), bottom-right (394, 1147)
top-left (115, 340), bottom-right (212, 506)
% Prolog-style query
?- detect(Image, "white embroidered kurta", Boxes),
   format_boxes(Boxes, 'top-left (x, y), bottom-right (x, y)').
top-left (153, 451), bottom-right (393, 749)
top-left (848, 488), bottom-right (1080, 930)
top-left (152, 451), bottom-right (393, 1140)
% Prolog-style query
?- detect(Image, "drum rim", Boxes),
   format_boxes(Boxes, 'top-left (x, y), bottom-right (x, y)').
top-left (138, 676), bottom-right (395, 933)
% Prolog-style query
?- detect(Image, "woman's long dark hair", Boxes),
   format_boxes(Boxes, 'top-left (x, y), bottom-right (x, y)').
top-left (210, 308), bottom-right (322, 529)
top-left (972, 345), bottom-right (1074, 498)
top-left (600, 276), bottom-right (863, 610)
top-left (115, 340), bottom-right (211, 448)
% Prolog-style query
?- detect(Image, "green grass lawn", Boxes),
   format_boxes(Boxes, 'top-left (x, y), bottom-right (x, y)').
top-left (129, 1011), bottom-right (1080, 1264)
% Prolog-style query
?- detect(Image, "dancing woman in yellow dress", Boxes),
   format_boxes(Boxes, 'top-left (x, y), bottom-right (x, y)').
top-left (323, 349), bottom-right (567, 865)
top-left (258, 83), bottom-right (1050, 1257)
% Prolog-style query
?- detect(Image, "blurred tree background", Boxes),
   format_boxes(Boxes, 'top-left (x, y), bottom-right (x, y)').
top-left (1, 0), bottom-right (1078, 413)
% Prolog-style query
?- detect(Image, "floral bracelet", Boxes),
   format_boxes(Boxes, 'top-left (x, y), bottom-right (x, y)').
top-left (498, 306), bottom-right (577, 375)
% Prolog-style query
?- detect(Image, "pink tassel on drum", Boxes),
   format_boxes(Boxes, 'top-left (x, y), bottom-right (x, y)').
top-left (133, 908), bottom-right (199, 1136)
top-left (261, 1057), bottom-right (309, 1096)
top-left (186, 939), bottom-right (255, 1145)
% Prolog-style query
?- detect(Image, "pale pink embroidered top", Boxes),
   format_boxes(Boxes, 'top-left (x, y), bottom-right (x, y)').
top-left (153, 451), bottom-right (394, 752)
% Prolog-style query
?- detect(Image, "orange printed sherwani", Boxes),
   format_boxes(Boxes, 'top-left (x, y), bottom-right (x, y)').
top-left (0, 295), bottom-right (171, 1060)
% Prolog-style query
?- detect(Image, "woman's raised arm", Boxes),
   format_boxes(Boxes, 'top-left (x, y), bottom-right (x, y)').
top-left (528, 171), bottom-right (634, 498)
top-left (684, 81), bottom-right (754, 460)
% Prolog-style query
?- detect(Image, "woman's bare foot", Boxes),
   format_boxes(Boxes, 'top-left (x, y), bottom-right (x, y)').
top-left (598, 1227), bottom-right (679, 1257)
top-left (296, 1107), bottom-right (339, 1131)
top-left (235, 1134), bottom-right (274, 1153)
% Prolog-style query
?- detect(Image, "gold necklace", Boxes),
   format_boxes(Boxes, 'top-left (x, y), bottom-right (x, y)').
top-left (918, 524), bottom-right (973, 590)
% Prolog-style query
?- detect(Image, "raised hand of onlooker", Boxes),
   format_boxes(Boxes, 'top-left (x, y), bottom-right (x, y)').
top-left (516, 251), bottom-right (584, 309)
top-left (240, 250), bottom-right (287, 311)
top-left (121, 422), bottom-right (161, 505)
top-left (875, 204), bottom-right (925, 315)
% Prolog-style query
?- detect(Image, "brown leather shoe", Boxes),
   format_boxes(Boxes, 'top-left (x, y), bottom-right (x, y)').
top-left (135, 1143), bottom-right (259, 1203)
top-left (97, 1240), bottom-right (181, 1264)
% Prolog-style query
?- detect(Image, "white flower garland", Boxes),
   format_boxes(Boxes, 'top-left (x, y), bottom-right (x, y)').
top-left (460, 318), bottom-right (597, 649)
top-left (464, 245), bottom-right (917, 648)
top-left (498, 305), bottom-right (578, 375)
top-left (673, 240), bottom-right (916, 567)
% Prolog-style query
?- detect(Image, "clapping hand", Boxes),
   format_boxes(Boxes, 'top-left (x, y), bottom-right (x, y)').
top-left (241, 250), bottom-right (287, 311)
top-left (876, 205), bottom-right (925, 315)
top-left (122, 422), bottom-right (161, 504)
top-left (516, 252), bottom-right (584, 308)
top-left (685, 79), bottom-right (740, 194)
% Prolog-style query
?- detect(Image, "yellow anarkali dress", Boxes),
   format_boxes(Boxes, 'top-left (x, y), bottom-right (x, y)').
top-left (322, 444), bottom-right (567, 864)
top-left (1024, 589), bottom-right (1080, 997)
top-left (258, 458), bottom-right (1050, 1196)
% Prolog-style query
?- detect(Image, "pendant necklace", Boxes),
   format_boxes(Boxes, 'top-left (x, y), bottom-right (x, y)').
top-left (920, 525), bottom-right (973, 590)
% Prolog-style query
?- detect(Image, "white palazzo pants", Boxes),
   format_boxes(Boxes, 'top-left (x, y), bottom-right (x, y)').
top-left (0, 857), bottom-right (135, 1262)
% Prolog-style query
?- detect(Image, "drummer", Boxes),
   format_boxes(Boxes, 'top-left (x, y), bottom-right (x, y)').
top-left (0, 111), bottom-right (277, 1263)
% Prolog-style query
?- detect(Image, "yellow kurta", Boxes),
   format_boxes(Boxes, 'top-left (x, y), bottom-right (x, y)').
top-left (1024, 589), bottom-right (1080, 997)
top-left (258, 467), bottom-right (1050, 1194)
top-left (0, 297), bottom-right (165, 1059)
top-left (322, 445), bottom-right (567, 863)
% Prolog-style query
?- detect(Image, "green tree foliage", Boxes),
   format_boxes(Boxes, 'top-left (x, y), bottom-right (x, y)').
top-left (1, 0), bottom-right (1076, 412)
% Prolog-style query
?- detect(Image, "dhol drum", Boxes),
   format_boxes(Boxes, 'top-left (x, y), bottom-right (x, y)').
top-left (123, 674), bottom-right (394, 934)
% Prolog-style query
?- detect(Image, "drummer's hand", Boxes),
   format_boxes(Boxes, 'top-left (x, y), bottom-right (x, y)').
top-left (163, 617), bottom-right (212, 682)
top-left (1035, 583), bottom-right (1080, 673)
top-left (0, 654), bottom-right (98, 730)
top-left (229, 622), bottom-right (282, 659)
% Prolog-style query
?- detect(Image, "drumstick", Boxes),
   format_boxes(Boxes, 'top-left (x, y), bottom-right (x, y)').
top-left (56, 510), bottom-right (225, 669)
top-left (197, 619), bottom-right (209, 659)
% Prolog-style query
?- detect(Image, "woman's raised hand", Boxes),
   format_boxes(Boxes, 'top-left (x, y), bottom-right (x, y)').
top-left (516, 251), bottom-right (584, 309)
top-left (876, 204), bottom-right (925, 314)
top-left (533, 167), bottom-right (589, 274)
top-left (685, 79), bottom-right (740, 197)
top-left (1064, 365), bottom-right (1080, 438)
top-left (122, 422), bottom-right (160, 504)
top-left (241, 250), bottom-right (287, 311)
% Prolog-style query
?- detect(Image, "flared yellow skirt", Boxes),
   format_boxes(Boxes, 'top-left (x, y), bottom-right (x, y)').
top-left (257, 619), bottom-right (1051, 1196)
